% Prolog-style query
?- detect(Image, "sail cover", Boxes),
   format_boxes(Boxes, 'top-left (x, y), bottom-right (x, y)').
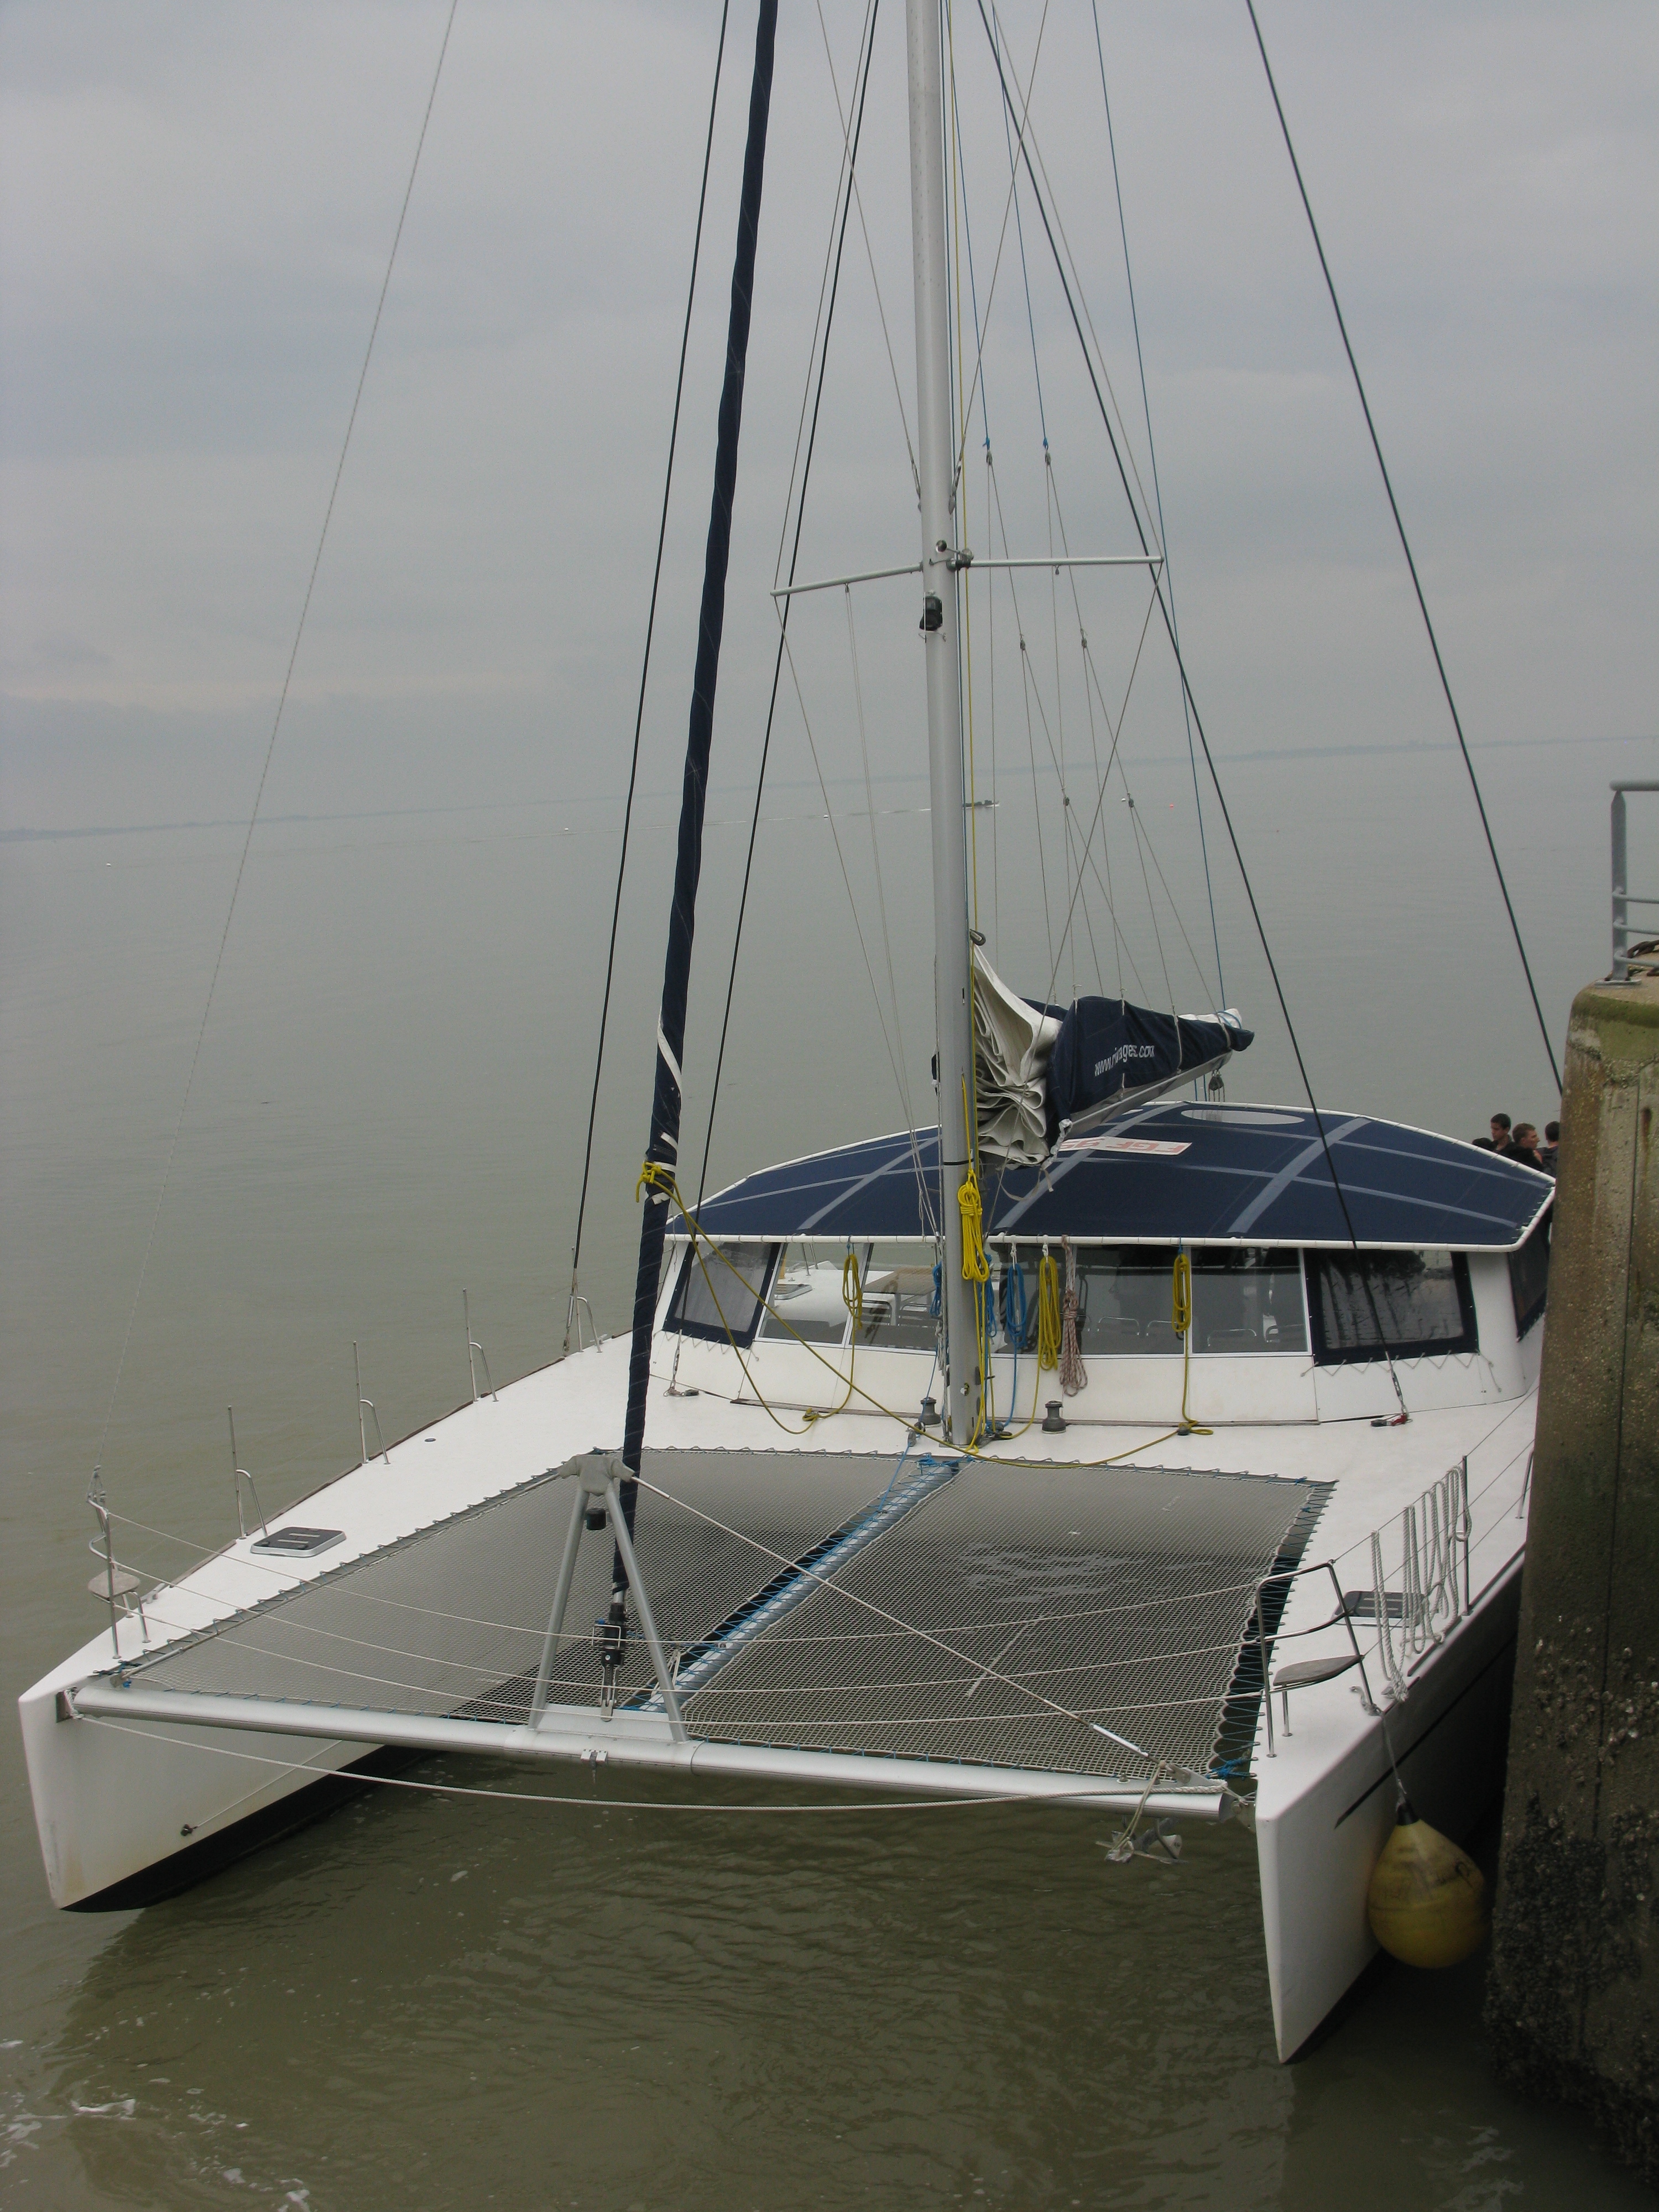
top-left (971, 952), bottom-right (1251, 1162)
top-left (1046, 1000), bottom-right (1253, 1140)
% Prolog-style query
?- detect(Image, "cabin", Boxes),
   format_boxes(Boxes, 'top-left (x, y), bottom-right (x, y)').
top-left (660, 1100), bottom-right (1553, 1429)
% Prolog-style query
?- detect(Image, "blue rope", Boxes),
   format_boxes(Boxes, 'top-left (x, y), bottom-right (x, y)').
top-left (1001, 1256), bottom-right (1027, 1411)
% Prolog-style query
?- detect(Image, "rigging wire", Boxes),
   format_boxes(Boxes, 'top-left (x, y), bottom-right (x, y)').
top-left (998, 19), bottom-right (1049, 458)
top-left (88, 0), bottom-right (461, 1484)
top-left (779, 636), bottom-right (939, 1228)
top-left (946, 35), bottom-right (1002, 954)
top-left (1044, 465), bottom-right (1217, 1015)
top-left (950, 2), bottom-right (1052, 493)
top-left (1048, 593), bottom-right (1162, 1008)
top-left (1003, 76), bottom-right (1162, 555)
top-left (1088, 0), bottom-right (1224, 1005)
top-left (1243, 0), bottom-right (1558, 1092)
top-left (564, 0), bottom-right (732, 1352)
top-left (845, 587), bottom-right (920, 1135)
top-left (986, 72), bottom-right (1175, 1020)
top-left (813, 0), bottom-right (920, 505)
top-left (769, 7), bottom-right (878, 593)
top-left (695, 0), bottom-right (884, 1209)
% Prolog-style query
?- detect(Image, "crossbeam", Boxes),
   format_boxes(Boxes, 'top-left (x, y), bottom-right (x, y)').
top-left (64, 1678), bottom-right (1232, 1818)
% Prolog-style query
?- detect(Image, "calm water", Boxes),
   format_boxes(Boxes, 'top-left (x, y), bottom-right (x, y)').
top-left (3, 735), bottom-right (1653, 2208)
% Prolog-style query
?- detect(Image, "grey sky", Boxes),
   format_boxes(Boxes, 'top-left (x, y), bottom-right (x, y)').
top-left (1, 1), bottom-right (1654, 1108)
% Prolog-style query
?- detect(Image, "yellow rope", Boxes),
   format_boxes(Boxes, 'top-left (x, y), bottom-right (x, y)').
top-left (956, 1080), bottom-right (991, 1447)
top-left (1172, 1251), bottom-right (1213, 1437)
top-left (1171, 1250), bottom-right (1192, 1338)
top-left (800, 1250), bottom-right (866, 1428)
top-left (958, 1166), bottom-right (990, 1284)
top-left (1036, 1249), bottom-right (1062, 1373)
top-left (636, 1158), bottom-right (675, 1203)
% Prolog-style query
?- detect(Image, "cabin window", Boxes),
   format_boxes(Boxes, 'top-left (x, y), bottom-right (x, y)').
top-left (856, 1247), bottom-right (940, 1352)
top-left (1305, 1248), bottom-right (1477, 1364)
top-left (665, 1240), bottom-right (778, 1347)
top-left (994, 1248), bottom-right (1182, 1355)
top-left (1073, 1246), bottom-right (1184, 1354)
top-left (1507, 1214), bottom-right (1551, 1339)
top-left (759, 1242), bottom-right (858, 1347)
top-left (754, 1241), bottom-right (939, 1353)
top-left (995, 1245), bottom-right (1307, 1357)
top-left (1190, 1248), bottom-right (1308, 1354)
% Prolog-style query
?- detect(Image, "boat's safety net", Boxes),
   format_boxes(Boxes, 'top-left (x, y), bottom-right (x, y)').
top-left (126, 1449), bottom-right (1329, 1788)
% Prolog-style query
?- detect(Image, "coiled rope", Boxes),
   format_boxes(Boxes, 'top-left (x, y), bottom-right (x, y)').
top-left (1058, 1237), bottom-right (1087, 1397)
top-left (1035, 1248), bottom-right (1062, 1374)
top-left (1172, 1251), bottom-right (1212, 1438)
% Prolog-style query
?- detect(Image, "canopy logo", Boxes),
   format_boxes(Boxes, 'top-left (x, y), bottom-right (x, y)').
top-left (1094, 1042), bottom-right (1156, 1079)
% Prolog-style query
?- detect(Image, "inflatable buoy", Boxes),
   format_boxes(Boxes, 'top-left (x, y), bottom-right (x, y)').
top-left (1366, 1798), bottom-right (1486, 1968)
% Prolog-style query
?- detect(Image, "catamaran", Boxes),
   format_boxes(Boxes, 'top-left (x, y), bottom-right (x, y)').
top-left (20, 0), bottom-right (1553, 2063)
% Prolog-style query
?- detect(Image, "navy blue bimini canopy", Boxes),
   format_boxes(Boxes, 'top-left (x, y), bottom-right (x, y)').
top-left (684, 1102), bottom-right (1553, 1251)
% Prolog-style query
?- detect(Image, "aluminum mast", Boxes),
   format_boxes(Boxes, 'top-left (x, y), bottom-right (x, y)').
top-left (905, 0), bottom-right (980, 1439)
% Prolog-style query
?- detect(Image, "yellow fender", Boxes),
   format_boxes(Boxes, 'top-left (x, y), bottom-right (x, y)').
top-left (1366, 1798), bottom-right (1486, 1968)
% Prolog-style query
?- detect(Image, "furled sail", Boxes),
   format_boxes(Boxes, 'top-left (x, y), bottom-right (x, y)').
top-left (971, 950), bottom-right (1063, 1167)
top-left (971, 950), bottom-right (1251, 1162)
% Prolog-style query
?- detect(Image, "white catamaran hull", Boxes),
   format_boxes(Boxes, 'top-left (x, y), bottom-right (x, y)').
top-left (23, 1315), bottom-right (1533, 2070)
top-left (1255, 1556), bottom-right (1523, 2058)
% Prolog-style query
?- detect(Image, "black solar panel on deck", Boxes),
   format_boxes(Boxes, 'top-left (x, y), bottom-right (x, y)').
top-left (686, 1104), bottom-right (1552, 1251)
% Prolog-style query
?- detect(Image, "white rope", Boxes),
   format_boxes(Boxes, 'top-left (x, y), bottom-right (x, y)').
top-left (106, 1418), bottom-right (1534, 1702)
top-left (103, 1502), bottom-right (1298, 1647)
top-left (628, 1472), bottom-right (1209, 1782)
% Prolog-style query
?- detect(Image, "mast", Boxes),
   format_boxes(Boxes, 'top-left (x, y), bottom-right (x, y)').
top-left (618, 0), bottom-right (777, 1527)
top-left (905, 0), bottom-right (981, 1439)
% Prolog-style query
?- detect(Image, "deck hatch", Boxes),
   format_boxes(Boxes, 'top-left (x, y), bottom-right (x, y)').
top-left (251, 1527), bottom-right (344, 1556)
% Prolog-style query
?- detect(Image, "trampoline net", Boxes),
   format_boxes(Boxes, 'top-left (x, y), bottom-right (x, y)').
top-left (137, 1450), bottom-right (896, 1723)
top-left (681, 1462), bottom-right (1324, 1780)
top-left (133, 1448), bottom-right (1325, 1783)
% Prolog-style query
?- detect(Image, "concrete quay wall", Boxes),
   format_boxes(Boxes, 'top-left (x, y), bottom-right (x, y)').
top-left (1488, 975), bottom-right (1658, 2178)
